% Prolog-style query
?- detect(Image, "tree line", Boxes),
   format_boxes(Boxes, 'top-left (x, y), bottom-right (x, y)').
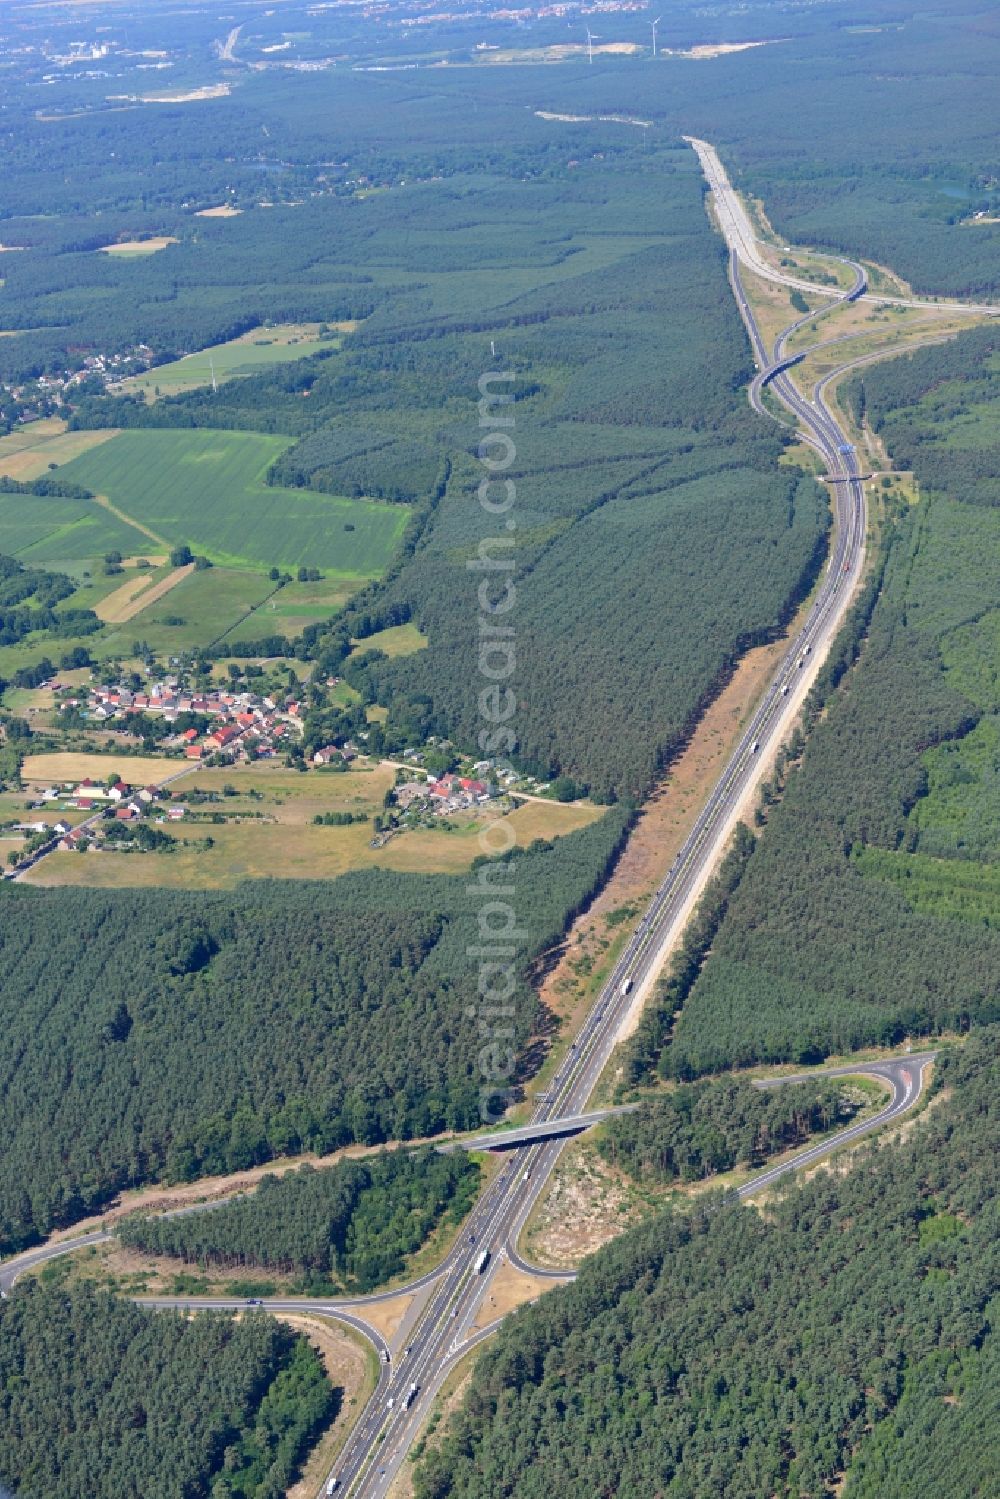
top-left (597, 1074), bottom-right (858, 1184)
top-left (118, 1147), bottom-right (479, 1293)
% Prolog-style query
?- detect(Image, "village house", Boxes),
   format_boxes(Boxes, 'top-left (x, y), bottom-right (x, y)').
top-left (393, 781), bottom-right (428, 811)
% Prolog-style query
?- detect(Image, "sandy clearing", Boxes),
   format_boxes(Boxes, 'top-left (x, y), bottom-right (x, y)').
top-left (471, 1259), bottom-right (556, 1331)
top-left (96, 562), bottom-right (194, 623)
top-left (522, 1138), bottom-right (645, 1269)
top-left (355, 1293), bottom-right (415, 1345)
top-left (142, 84), bottom-right (230, 103)
top-left (195, 204), bottom-right (242, 217)
top-left (679, 40), bottom-right (784, 59)
top-left (100, 236), bottom-right (178, 256)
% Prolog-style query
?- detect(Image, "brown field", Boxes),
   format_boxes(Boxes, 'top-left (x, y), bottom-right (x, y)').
top-left (0, 425), bottom-right (117, 482)
top-left (471, 1260), bottom-right (558, 1332)
top-left (21, 750), bottom-right (184, 785)
top-left (195, 204), bottom-right (242, 218)
top-left (0, 416), bottom-right (66, 455)
top-left (96, 562), bottom-right (193, 623)
top-left (99, 237), bottom-right (178, 257)
top-left (22, 761), bottom-right (605, 889)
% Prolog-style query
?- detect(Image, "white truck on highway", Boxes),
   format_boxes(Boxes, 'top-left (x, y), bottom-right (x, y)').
top-left (474, 1249), bottom-right (490, 1274)
top-left (405, 1383), bottom-right (419, 1408)
top-left (620, 977), bottom-right (632, 997)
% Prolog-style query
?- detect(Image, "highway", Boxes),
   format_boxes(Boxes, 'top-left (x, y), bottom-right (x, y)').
top-left (686, 136), bottom-right (1000, 319)
top-left (0, 143), bottom-right (952, 1499)
top-left (306, 139), bottom-right (899, 1498)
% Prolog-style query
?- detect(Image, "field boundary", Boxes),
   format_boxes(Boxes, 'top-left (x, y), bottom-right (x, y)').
top-left (92, 491), bottom-right (169, 549)
top-left (96, 562), bottom-right (195, 624)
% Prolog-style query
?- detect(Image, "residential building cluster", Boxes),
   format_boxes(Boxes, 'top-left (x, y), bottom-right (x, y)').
top-left (393, 769), bottom-right (496, 816)
top-left (18, 778), bottom-right (186, 854)
top-left (81, 680), bottom-right (303, 761)
top-left (3, 346), bottom-right (152, 428)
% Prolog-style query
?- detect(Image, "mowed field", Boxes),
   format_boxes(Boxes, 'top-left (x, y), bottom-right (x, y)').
top-left (0, 421), bottom-right (116, 482)
top-left (21, 751), bottom-right (189, 785)
top-left (222, 577), bottom-right (362, 643)
top-left (348, 622), bottom-right (428, 660)
top-left (23, 761), bottom-right (606, 889)
top-left (56, 429), bottom-right (409, 573)
top-left (119, 322), bottom-right (352, 399)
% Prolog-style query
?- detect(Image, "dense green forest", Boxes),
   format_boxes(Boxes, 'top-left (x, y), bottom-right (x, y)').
top-left (0, 812), bottom-right (628, 1256)
top-left (414, 1030), bottom-right (1000, 1499)
top-left (64, 154), bottom-right (826, 799)
top-left (597, 1074), bottom-right (858, 1185)
top-left (118, 1148), bottom-right (479, 1293)
top-left (1, 1), bottom-right (997, 394)
top-left (626, 324), bottom-right (1000, 1078)
top-left (0, 1283), bottom-right (333, 1499)
top-left (6, 2), bottom-right (998, 786)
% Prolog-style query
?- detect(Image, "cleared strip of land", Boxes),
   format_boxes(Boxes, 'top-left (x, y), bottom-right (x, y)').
top-left (95, 562), bottom-right (194, 623)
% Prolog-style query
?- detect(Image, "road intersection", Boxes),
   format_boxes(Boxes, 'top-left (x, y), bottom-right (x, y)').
top-left (0, 141), bottom-right (963, 1499)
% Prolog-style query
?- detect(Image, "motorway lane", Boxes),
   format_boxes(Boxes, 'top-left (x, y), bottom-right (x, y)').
top-left (0, 148), bottom-right (948, 1499)
top-left (322, 149), bottom-right (882, 1499)
top-left (0, 184), bottom-right (881, 1499)
top-left (687, 135), bottom-right (1000, 320)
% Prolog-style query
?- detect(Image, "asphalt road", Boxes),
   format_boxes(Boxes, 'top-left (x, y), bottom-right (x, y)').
top-left (686, 135), bottom-right (1000, 319)
top-left (309, 140), bottom-right (895, 1499)
top-left (0, 142), bottom-right (955, 1499)
top-left (739, 1053), bottom-right (937, 1199)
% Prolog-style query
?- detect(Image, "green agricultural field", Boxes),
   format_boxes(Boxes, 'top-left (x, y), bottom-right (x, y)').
top-left (0, 489), bottom-right (144, 564)
top-left (121, 322), bottom-right (349, 399)
top-left (222, 576), bottom-right (360, 643)
top-left (98, 567), bottom-right (278, 656)
top-left (55, 429), bottom-right (409, 573)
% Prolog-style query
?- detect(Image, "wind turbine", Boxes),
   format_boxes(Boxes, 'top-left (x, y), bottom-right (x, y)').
top-left (210, 355), bottom-right (218, 394)
top-left (586, 27), bottom-right (597, 64)
top-left (651, 16), bottom-right (661, 57)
